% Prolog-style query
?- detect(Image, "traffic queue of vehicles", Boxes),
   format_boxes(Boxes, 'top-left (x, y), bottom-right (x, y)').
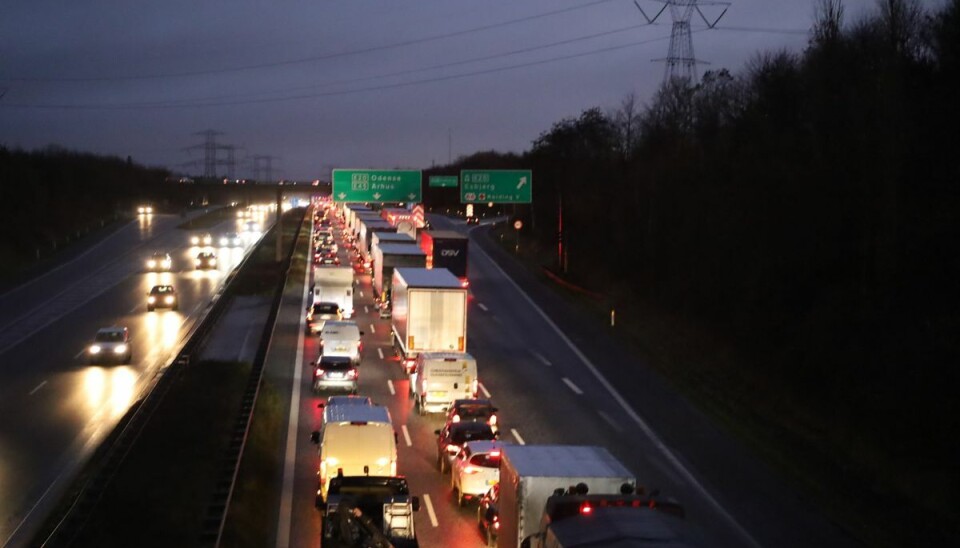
top-left (308, 200), bottom-right (695, 547)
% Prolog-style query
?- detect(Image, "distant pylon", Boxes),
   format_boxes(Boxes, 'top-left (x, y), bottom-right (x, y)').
top-left (634, 0), bottom-right (730, 84)
top-left (193, 129), bottom-right (223, 178)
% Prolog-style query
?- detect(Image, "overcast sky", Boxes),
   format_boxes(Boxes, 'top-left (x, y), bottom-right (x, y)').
top-left (0, 0), bottom-right (906, 180)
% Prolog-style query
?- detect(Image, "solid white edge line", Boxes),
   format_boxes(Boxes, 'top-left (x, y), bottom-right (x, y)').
top-left (423, 494), bottom-right (439, 527)
top-left (474, 239), bottom-right (764, 548)
top-left (401, 424), bottom-right (412, 447)
top-left (510, 428), bottom-right (526, 445)
top-left (377, 347), bottom-right (384, 360)
top-left (477, 302), bottom-right (488, 311)
top-left (387, 379), bottom-right (396, 395)
top-left (561, 377), bottom-right (583, 395)
top-left (29, 380), bottom-right (47, 396)
top-left (479, 381), bottom-right (491, 398)
top-left (276, 244), bottom-right (311, 548)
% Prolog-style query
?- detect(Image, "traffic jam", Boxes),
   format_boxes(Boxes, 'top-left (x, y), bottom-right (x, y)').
top-left (304, 199), bottom-right (692, 548)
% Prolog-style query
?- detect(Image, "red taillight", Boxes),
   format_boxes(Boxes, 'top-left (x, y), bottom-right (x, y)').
top-left (315, 369), bottom-right (324, 377)
top-left (471, 379), bottom-right (479, 397)
top-left (489, 450), bottom-right (500, 457)
top-left (493, 518), bottom-right (500, 529)
top-left (580, 503), bottom-right (593, 515)
top-left (461, 279), bottom-right (470, 288)
top-left (452, 414), bottom-right (461, 423)
top-left (357, 341), bottom-right (363, 352)
top-left (489, 414), bottom-right (497, 426)
top-left (446, 444), bottom-right (460, 454)
top-left (347, 369), bottom-right (358, 379)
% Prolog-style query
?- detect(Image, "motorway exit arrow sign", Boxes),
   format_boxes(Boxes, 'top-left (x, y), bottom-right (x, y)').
top-left (332, 169), bottom-right (422, 203)
top-left (460, 170), bottom-right (532, 204)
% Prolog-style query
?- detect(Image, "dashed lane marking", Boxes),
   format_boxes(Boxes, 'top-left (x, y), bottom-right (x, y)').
top-left (377, 348), bottom-right (384, 360)
top-left (29, 380), bottom-right (47, 396)
top-left (401, 424), bottom-right (412, 447)
top-left (561, 377), bottom-right (583, 395)
top-left (597, 410), bottom-right (624, 432)
top-left (477, 303), bottom-right (488, 311)
top-left (387, 379), bottom-right (396, 395)
top-left (532, 351), bottom-right (552, 366)
top-left (423, 494), bottom-right (439, 527)
top-left (478, 382), bottom-right (491, 398)
top-left (369, 324), bottom-right (376, 334)
top-left (511, 428), bottom-right (526, 445)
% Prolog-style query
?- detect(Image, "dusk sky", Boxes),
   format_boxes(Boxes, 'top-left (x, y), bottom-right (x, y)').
top-left (1, 0), bottom-right (906, 180)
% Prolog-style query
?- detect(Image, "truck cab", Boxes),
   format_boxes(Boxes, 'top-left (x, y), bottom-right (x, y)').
top-left (318, 474), bottom-right (421, 547)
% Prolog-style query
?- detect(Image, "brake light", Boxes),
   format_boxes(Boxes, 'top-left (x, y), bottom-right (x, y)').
top-left (315, 369), bottom-right (325, 377)
top-left (357, 341), bottom-right (363, 352)
top-left (461, 279), bottom-right (470, 288)
top-left (580, 503), bottom-right (593, 515)
top-left (490, 450), bottom-right (500, 457)
top-left (446, 444), bottom-right (460, 454)
top-left (471, 379), bottom-right (479, 397)
top-left (493, 517), bottom-right (500, 529)
top-left (347, 369), bottom-right (358, 379)
top-left (452, 414), bottom-right (461, 423)
top-left (489, 414), bottom-right (497, 426)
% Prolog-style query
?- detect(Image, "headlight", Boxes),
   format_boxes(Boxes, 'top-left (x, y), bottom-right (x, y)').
top-left (164, 296), bottom-right (174, 304)
top-left (376, 457), bottom-right (389, 467)
top-left (220, 238), bottom-right (228, 246)
top-left (162, 260), bottom-right (171, 268)
top-left (113, 344), bottom-right (128, 354)
top-left (195, 259), bottom-right (201, 266)
top-left (209, 259), bottom-right (216, 266)
top-left (138, 207), bottom-right (145, 214)
top-left (325, 457), bottom-right (339, 467)
top-left (89, 345), bottom-right (101, 354)
top-left (191, 237), bottom-right (200, 245)
top-left (203, 236), bottom-right (212, 244)
top-left (147, 260), bottom-right (156, 268)
top-left (146, 207), bottom-right (153, 213)
top-left (148, 296), bottom-right (156, 303)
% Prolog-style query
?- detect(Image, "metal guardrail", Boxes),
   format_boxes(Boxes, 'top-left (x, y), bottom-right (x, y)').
top-left (200, 209), bottom-right (307, 546)
top-left (38, 213), bottom-right (295, 547)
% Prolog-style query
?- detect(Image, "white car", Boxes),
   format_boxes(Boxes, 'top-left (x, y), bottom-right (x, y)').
top-left (145, 252), bottom-right (172, 272)
top-left (451, 441), bottom-right (506, 507)
top-left (190, 232), bottom-right (213, 246)
top-left (87, 326), bottom-right (132, 364)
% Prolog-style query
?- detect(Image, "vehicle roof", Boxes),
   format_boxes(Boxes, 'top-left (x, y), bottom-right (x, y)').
top-left (378, 243), bottom-right (426, 256)
top-left (546, 506), bottom-right (698, 548)
top-left (325, 404), bottom-right (392, 424)
top-left (423, 230), bottom-right (467, 240)
top-left (326, 395), bottom-right (373, 406)
top-left (151, 251), bottom-right (170, 257)
top-left (502, 445), bottom-right (633, 478)
top-left (394, 267), bottom-right (463, 288)
top-left (421, 352), bottom-right (475, 361)
top-left (150, 285), bottom-right (175, 292)
top-left (198, 251), bottom-right (216, 257)
top-left (373, 233), bottom-right (415, 243)
top-left (449, 421), bottom-right (494, 433)
top-left (452, 398), bottom-right (494, 409)
top-left (322, 320), bottom-right (358, 329)
top-left (96, 326), bottom-right (127, 334)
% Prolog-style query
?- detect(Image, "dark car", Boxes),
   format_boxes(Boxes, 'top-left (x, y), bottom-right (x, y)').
top-left (444, 399), bottom-right (499, 433)
top-left (477, 482), bottom-right (500, 547)
top-left (306, 301), bottom-right (342, 335)
top-left (147, 284), bottom-right (178, 311)
top-left (466, 216), bottom-right (480, 225)
top-left (195, 251), bottom-right (217, 270)
top-left (435, 421), bottom-right (497, 473)
top-left (311, 355), bottom-right (358, 394)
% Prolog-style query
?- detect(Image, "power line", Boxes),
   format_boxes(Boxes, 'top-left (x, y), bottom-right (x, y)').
top-left (4, 0), bottom-right (619, 83)
top-left (0, 31), bottom-right (681, 110)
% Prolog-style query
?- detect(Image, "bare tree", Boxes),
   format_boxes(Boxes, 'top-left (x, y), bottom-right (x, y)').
top-left (812, 0), bottom-right (845, 47)
top-left (611, 93), bottom-right (642, 162)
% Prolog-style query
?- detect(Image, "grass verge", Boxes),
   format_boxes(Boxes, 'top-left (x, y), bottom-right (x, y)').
top-left (71, 360), bottom-right (251, 548)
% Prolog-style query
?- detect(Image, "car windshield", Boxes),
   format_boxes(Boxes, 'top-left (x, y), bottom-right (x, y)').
top-left (456, 404), bottom-right (493, 418)
top-left (320, 358), bottom-right (353, 370)
top-left (95, 331), bottom-right (124, 342)
top-left (469, 453), bottom-right (501, 468)
top-left (151, 286), bottom-right (173, 294)
top-left (315, 304), bottom-right (339, 314)
top-left (152, 252), bottom-right (167, 259)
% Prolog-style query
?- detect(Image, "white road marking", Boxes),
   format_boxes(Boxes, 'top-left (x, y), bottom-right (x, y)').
top-left (532, 351), bottom-right (552, 366)
top-left (387, 379), bottom-right (396, 395)
top-left (377, 347), bottom-right (384, 360)
top-left (369, 324), bottom-right (376, 334)
top-left (401, 424), bottom-right (412, 447)
top-left (364, 305), bottom-right (369, 314)
top-left (597, 410), bottom-right (623, 432)
top-left (29, 380), bottom-right (47, 396)
top-left (74, 348), bottom-right (87, 359)
top-left (423, 494), bottom-right (439, 527)
top-left (276, 251), bottom-right (312, 548)
top-left (129, 303), bottom-right (143, 314)
top-left (478, 382), bottom-right (491, 398)
top-left (561, 377), bottom-right (583, 395)
top-left (474, 242), bottom-right (763, 548)
top-left (359, 290), bottom-right (364, 297)
top-left (477, 302), bottom-right (488, 311)
top-left (511, 428), bottom-right (526, 445)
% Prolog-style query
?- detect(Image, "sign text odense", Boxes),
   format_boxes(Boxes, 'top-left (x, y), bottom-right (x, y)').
top-left (332, 169), bottom-right (422, 203)
top-left (460, 170), bottom-right (532, 204)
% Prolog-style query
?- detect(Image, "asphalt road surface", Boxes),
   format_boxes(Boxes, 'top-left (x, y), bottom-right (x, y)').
top-left (0, 208), bottom-right (274, 547)
top-left (276, 209), bottom-right (860, 548)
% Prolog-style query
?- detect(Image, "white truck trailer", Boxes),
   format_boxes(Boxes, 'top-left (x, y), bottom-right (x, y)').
top-left (390, 268), bottom-right (468, 375)
top-left (497, 445), bottom-right (636, 548)
top-left (373, 243), bottom-right (426, 302)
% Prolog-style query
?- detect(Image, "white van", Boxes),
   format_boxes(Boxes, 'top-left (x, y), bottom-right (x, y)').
top-left (310, 404), bottom-right (397, 502)
top-left (410, 352), bottom-right (478, 415)
top-left (320, 320), bottom-right (363, 364)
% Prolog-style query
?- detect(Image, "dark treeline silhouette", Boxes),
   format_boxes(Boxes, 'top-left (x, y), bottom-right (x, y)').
top-left (426, 0), bottom-right (959, 542)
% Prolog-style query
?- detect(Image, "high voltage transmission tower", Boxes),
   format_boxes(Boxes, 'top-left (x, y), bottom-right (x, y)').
top-left (634, 0), bottom-right (730, 83)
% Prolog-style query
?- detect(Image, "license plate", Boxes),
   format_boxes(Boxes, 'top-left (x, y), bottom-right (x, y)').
top-left (430, 391), bottom-right (447, 397)
top-left (329, 373), bottom-right (343, 379)
top-left (334, 346), bottom-right (347, 351)
top-left (486, 479), bottom-right (497, 485)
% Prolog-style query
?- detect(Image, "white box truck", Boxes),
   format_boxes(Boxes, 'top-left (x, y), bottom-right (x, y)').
top-left (410, 351), bottom-right (479, 414)
top-left (498, 445), bottom-right (636, 548)
top-left (311, 266), bottom-right (354, 318)
top-left (310, 404), bottom-right (397, 502)
top-left (373, 243), bottom-right (426, 302)
top-left (391, 268), bottom-right (468, 375)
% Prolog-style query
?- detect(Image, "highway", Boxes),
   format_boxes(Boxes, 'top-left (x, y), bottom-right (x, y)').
top-left (280, 210), bottom-right (859, 547)
top-left (0, 208), bottom-right (274, 547)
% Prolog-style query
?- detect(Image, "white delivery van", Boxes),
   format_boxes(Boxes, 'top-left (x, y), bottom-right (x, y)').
top-left (411, 352), bottom-right (478, 415)
top-left (311, 404), bottom-right (397, 502)
top-left (320, 320), bottom-right (363, 364)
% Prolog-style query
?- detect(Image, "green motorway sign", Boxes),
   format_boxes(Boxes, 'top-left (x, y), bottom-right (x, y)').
top-left (460, 170), bottom-right (532, 204)
top-left (429, 175), bottom-right (458, 188)
top-left (332, 169), bottom-right (422, 203)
